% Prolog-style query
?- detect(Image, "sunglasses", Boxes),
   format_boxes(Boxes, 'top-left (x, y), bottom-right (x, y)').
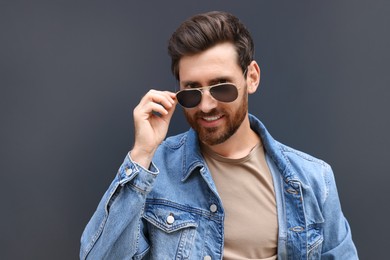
top-left (176, 83), bottom-right (240, 108)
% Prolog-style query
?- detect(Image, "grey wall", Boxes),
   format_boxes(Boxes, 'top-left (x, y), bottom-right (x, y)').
top-left (1, 1), bottom-right (389, 259)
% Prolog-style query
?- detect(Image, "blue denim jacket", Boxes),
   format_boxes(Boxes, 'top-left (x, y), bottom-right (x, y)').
top-left (80, 114), bottom-right (358, 259)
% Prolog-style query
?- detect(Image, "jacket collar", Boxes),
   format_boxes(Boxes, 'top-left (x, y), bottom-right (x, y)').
top-left (248, 114), bottom-right (296, 182)
top-left (180, 114), bottom-right (296, 183)
top-left (181, 128), bottom-right (205, 182)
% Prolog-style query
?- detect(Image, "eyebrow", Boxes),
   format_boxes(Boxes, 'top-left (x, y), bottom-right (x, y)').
top-left (181, 76), bottom-right (232, 88)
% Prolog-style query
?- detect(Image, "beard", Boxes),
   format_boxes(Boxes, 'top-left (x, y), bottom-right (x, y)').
top-left (184, 90), bottom-right (248, 146)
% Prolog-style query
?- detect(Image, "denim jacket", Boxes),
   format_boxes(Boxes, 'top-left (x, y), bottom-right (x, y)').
top-left (80, 114), bottom-right (358, 259)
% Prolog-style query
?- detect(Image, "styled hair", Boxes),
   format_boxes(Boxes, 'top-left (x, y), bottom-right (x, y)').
top-left (168, 11), bottom-right (254, 80)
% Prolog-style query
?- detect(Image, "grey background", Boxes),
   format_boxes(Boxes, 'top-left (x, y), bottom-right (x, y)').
top-left (1, 1), bottom-right (389, 259)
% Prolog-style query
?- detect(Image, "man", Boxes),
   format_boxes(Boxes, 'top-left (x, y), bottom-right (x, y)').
top-left (80, 11), bottom-right (358, 259)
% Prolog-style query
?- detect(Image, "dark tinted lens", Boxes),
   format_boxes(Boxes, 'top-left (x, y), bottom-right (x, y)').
top-left (176, 89), bottom-right (202, 108)
top-left (210, 83), bottom-right (238, 102)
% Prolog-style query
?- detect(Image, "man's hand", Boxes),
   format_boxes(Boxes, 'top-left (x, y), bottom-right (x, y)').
top-left (130, 90), bottom-right (177, 169)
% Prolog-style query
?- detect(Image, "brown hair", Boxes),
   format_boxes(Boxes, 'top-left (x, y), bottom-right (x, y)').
top-left (168, 11), bottom-right (254, 80)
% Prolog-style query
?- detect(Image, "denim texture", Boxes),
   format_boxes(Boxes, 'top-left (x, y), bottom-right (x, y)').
top-left (80, 114), bottom-right (358, 259)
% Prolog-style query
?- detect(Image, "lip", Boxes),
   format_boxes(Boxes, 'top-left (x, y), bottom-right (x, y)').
top-left (198, 114), bottom-right (224, 128)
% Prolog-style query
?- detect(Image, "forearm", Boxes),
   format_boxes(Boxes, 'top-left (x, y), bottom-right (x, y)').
top-left (80, 154), bottom-right (159, 259)
top-left (130, 148), bottom-right (155, 170)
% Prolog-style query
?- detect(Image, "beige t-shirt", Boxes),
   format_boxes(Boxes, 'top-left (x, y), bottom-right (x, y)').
top-left (201, 143), bottom-right (278, 260)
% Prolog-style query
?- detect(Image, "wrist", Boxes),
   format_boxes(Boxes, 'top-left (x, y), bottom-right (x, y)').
top-left (129, 147), bottom-right (156, 169)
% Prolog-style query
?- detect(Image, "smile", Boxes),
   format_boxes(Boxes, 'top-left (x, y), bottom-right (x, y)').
top-left (202, 115), bottom-right (222, 122)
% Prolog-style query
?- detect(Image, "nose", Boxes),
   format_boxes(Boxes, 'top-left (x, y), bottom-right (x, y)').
top-left (198, 89), bottom-right (218, 112)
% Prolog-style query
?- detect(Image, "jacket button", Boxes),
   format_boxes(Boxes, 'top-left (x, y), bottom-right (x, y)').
top-left (204, 256), bottom-right (211, 260)
top-left (125, 168), bottom-right (133, 176)
top-left (291, 226), bottom-right (304, 232)
top-left (166, 214), bottom-right (175, 224)
top-left (209, 204), bottom-right (217, 213)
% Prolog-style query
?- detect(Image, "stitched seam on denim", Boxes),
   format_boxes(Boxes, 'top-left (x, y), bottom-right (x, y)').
top-left (82, 214), bottom-right (108, 259)
top-left (146, 198), bottom-right (222, 222)
top-left (308, 236), bottom-right (324, 252)
top-left (82, 183), bottom-right (120, 259)
top-left (128, 183), bottom-right (149, 195)
top-left (145, 218), bottom-right (197, 233)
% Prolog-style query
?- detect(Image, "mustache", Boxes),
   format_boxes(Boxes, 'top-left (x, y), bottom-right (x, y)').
top-left (194, 109), bottom-right (223, 118)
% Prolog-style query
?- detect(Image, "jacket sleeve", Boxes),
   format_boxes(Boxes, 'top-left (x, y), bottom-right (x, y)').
top-left (79, 153), bottom-right (158, 259)
top-left (321, 166), bottom-right (359, 259)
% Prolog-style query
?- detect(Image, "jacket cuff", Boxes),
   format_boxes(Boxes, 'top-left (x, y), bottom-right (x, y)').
top-left (116, 152), bottom-right (159, 193)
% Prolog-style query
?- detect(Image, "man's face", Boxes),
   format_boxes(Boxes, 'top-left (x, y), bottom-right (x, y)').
top-left (178, 42), bottom-right (249, 146)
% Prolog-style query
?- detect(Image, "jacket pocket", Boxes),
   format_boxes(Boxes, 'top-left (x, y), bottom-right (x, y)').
top-left (143, 200), bottom-right (198, 259)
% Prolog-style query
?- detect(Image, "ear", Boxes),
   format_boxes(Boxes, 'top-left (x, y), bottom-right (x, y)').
top-left (246, 60), bottom-right (260, 94)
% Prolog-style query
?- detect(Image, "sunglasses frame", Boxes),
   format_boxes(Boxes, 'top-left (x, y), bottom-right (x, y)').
top-left (176, 82), bottom-right (241, 109)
